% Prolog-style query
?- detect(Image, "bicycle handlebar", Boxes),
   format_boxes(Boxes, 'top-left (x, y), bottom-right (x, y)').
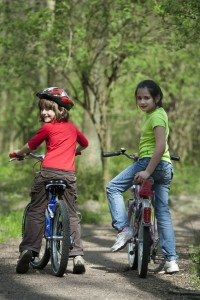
top-left (29, 153), bottom-right (45, 160)
top-left (9, 150), bottom-right (81, 162)
top-left (102, 148), bottom-right (180, 161)
top-left (9, 153), bottom-right (45, 162)
top-left (102, 151), bottom-right (122, 157)
top-left (169, 155), bottom-right (180, 161)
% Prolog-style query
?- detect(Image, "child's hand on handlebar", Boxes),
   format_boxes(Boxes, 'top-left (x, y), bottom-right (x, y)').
top-left (9, 152), bottom-right (26, 160)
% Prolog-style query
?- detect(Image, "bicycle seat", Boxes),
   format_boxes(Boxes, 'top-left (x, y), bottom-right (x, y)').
top-left (133, 176), bottom-right (154, 185)
top-left (45, 179), bottom-right (67, 191)
top-left (139, 180), bottom-right (154, 197)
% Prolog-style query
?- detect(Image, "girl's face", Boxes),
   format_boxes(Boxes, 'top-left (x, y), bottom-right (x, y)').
top-left (136, 87), bottom-right (158, 113)
top-left (40, 107), bottom-right (56, 123)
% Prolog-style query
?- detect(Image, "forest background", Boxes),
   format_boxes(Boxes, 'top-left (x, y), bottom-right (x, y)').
top-left (0, 0), bottom-right (200, 231)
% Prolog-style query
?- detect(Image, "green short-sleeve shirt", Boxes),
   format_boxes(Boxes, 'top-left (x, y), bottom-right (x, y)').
top-left (138, 107), bottom-right (171, 162)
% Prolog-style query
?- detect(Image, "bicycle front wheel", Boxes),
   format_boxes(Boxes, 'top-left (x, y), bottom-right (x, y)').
top-left (22, 203), bottom-right (50, 269)
top-left (138, 218), bottom-right (150, 278)
top-left (51, 200), bottom-right (70, 277)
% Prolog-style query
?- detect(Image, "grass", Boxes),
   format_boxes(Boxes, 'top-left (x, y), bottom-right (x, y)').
top-left (0, 206), bottom-right (111, 243)
top-left (189, 233), bottom-right (200, 290)
top-left (0, 210), bottom-right (23, 243)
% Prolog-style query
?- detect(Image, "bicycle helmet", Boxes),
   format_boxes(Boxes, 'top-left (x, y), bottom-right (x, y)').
top-left (36, 87), bottom-right (74, 110)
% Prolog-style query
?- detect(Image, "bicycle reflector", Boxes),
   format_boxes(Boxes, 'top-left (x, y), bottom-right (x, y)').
top-left (139, 180), bottom-right (154, 198)
top-left (144, 207), bottom-right (151, 223)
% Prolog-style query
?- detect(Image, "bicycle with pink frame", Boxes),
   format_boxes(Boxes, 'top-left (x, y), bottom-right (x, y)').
top-left (102, 147), bottom-right (179, 278)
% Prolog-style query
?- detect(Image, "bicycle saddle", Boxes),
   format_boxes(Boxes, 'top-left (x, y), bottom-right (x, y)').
top-left (45, 179), bottom-right (67, 191)
top-left (139, 180), bottom-right (154, 197)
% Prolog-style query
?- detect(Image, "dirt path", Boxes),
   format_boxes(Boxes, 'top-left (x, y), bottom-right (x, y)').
top-left (1, 197), bottom-right (200, 300)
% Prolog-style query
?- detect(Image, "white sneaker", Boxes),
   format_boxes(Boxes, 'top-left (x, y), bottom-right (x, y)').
top-left (164, 260), bottom-right (179, 274)
top-left (73, 256), bottom-right (86, 274)
top-left (111, 227), bottom-right (133, 252)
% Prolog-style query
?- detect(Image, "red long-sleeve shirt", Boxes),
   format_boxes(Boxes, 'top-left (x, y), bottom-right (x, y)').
top-left (28, 121), bottom-right (88, 171)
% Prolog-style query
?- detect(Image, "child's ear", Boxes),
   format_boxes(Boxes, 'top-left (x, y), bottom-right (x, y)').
top-left (155, 96), bottom-right (160, 104)
top-left (60, 107), bottom-right (65, 114)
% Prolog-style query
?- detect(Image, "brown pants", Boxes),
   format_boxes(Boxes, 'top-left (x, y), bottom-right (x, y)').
top-left (19, 167), bottom-right (84, 257)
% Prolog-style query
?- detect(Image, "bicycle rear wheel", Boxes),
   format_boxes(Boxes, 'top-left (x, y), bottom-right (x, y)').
top-left (22, 203), bottom-right (50, 269)
top-left (127, 202), bottom-right (138, 270)
top-left (149, 202), bottom-right (165, 265)
top-left (51, 200), bottom-right (70, 277)
top-left (138, 218), bottom-right (150, 278)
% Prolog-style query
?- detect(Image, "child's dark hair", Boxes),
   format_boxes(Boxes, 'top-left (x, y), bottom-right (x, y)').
top-left (135, 80), bottom-right (163, 107)
top-left (38, 99), bottom-right (69, 122)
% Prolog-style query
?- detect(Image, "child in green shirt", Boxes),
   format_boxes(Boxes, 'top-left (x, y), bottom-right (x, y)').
top-left (106, 79), bottom-right (179, 274)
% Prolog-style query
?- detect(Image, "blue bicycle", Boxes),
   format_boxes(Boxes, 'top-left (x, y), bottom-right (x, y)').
top-left (10, 153), bottom-right (73, 277)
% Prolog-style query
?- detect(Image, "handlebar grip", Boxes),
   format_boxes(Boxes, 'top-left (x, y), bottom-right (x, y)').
top-left (102, 151), bottom-right (121, 157)
top-left (170, 155), bottom-right (180, 161)
top-left (9, 152), bottom-right (17, 158)
top-left (75, 151), bottom-right (82, 156)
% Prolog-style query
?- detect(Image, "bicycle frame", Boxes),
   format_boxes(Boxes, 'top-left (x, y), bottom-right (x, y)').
top-left (45, 196), bottom-right (56, 239)
top-left (44, 181), bottom-right (72, 244)
top-left (45, 181), bottom-right (65, 239)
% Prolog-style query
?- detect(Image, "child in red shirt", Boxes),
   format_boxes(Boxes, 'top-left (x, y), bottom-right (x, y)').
top-left (9, 87), bottom-right (88, 274)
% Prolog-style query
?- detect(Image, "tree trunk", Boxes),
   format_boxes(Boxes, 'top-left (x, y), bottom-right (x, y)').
top-left (78, 109), bottom-right (102, 172)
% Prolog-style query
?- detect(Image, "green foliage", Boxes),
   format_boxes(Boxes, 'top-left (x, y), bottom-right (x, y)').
top-left (154, 0), bottom-right (200, 46)
top-left (0, 155), bottom-right (38, 213)
top-left (81, 203), bottom-right (111, 224)
top-left (170, 163), bottom-right (200, 195)
top-left (77, 170), bottom-right (104, 203)
top-left (110, 44), bottom-right (200, 164)
top-left (1, 0), bottom-right (200, 167)
top-left (0, 210), bottom-right (23, 242)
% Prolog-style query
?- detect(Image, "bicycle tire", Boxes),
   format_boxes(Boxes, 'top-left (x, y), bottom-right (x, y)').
top-left (22, 203), bottom-right (31, 237)
top-left (127, 202), bottom-right (138, 270)
top-left (22, 203), bottom-right (50, 269)
top-left (149, 201), bottom-right (165, 265)
top-left (137, 217), bottom-right (150, 278)
top-left (51, 200), bottom-right (70, 277)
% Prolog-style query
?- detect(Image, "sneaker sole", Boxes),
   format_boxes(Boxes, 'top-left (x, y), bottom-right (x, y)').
top-left (16, 251), bottom-right (32, 274)
top-left (73, 264), bottom-right (86, 274)
top-left (165, 268), bottom-right (179, 274)
top-left (111, 239), bottom-right (131, 252)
